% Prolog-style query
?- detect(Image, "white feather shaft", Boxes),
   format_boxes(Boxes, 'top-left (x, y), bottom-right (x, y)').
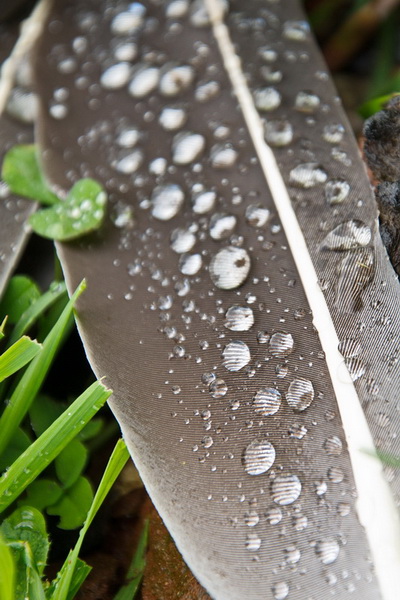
top-left (204, 1), bottom-right (400, 597)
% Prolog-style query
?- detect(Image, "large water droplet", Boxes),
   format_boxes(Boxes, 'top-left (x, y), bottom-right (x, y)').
top-left (322, 220), bottom-right (371, 250)
top-left (272, 581), bottom-right (289, 600)
top-left (224, 306), bottom-right (254, 331)
top-left (128, 66), bottom-right (160, 98)
top-left (243, 439), bottom-right (276, 475)
top-left (271, 474), bottom-right (302, 505)
top-left (286, 378), bottom-right (314, 411)
top-left (289, 163), bottom-right (328, 188)
top-left (338, 338), bottom-right (361, 358)
top-left (170, 228), bottom-right (196, 253)
top-left (254, 87), bottom-right (281, 111)
top-left (222, 341), bottom-right (251, 371)
top-left (264, 119), bottom-right (293, 147)
top-left (336, 247), bottom-right (374, 312)
top-left (209, 246), bottom-right (251, 290)
top-left (100, 62), bottom-right (131, 89)
top-left (315, 538), bottom-right (340, 564)
top-left (325, 179), bottom-right (350, 205)
top-left (253, 388), bottom-right (281, 416)
top-left (344, 357), bottom-right (366, 382)
top-left (111, 4), bottom-right (146, 34)
top-left (269, 332), bottom-right (294, 357)
top-left (159, 106), bottom-right (187, 130)
top-left (209, 213), bottom-right (237, 240)
top-left (151, 184), bottom-right (185, 220)
top-left (172, 131), bottom-right (206, 164)
top-left (192, 190), bottom-right (216, 214)
top-left (328, 466), bottom-right (344, 483)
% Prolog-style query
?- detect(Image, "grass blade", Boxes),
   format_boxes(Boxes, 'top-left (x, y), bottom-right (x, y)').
top-left (50, 439), bottom-right (129, 600)
top-left (0, 380), bottom-right (112, 513)
top-left (9, 282), bottom-right (67, 346)
top-left (0, 280), bottom-right (86, 457)
top-left (113, 519), bottom-right (149, 600)
top-left (0, 337), bottom-right (42, 383)
top-left (0, 532), bottom-right (15, 600)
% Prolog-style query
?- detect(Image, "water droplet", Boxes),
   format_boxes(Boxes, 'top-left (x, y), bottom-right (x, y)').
top-left (264, 119), bottom-right (293, 147)
top-left (314, 479), bottom-right (327, 495)
top-left (159, 106), bottom-right (187, 130)
top-left (114, 150), bottom-right (143, 174)
top-left (100, 62), bottom-right (131, 89)
top-left (151, 184), bottom-right (185, 220)
top-left (209, 378), bottom-right (228, 398)
top-left (149, 158), bottom-right (167, 175)
top-left (345, 357), bottom-right (366, 381)
top-left (224, 305), bottom-right (254, 331)
top-left (209, 246), bottom-right (251, 290)
top-left (254, 87), bottom-right (281, 111)
top-left (6, 89), bottom-right (38, 123)
top-left (323, 123), bottom-right (345, 144)
top-left (209, 213), bottom-right (237, 240)
top-left (192, 190), bottom-right (216, 214)
top-left (245, 532), bottom-right (261, 551)
top-left (117, 128), bottom-right (140, 148)
top-left (322, 220), bottom-right (371, 250)
top-left (336, 247), bottom-right (374, 312)
top-left (288, 423), bottom-right (307, 439)
top-left (293, 514), bottom-right (308, 530)
top-left (289, 163), bottom-right (328, 188)
top-left (325, 179), bottom-right (350, 205)
top-left (265, 506), bottom-right (282, 525)
top-left (283, 20), bottom-right (310, 41)
top-left (284, 545), bottom-right (301, 564)
top-left (166, 0), bottom-right (189, 18)
top-left (244, 510), bottom-right (260, 526)
top-left (202, 372), bottom-right (215, 385)
top-left (272, 581), bottom-right (289, 600)
top-left (286, 378), bottom-right (314, 411)
top-left (128, 66), bottom-right (160, 98)
top-left (202, 435), bottom-right (214, 448)
top-left (179, 253), bottom-right (202, 275)
top-left (295, 90), bottom-right (320, 113)
top-left (195, 80), bottom-right (220, 102)
top-left (253, 388), bottom-right (281, 416)
top-left (111, 201), bottom-right (134, 228)
top-left (323, 436), bottom-right (342, 456)
top-left (338, 338), bottom-right (361, 358)
top-left (315, 538), bottom-right (340, 565)
top-left (170, 228), bottom-right (196, 253)
top-left (243, 439), bottom-right (276, 475)
top-left (210, 144), bottom-right (238, 168)
top-left (114, 41), bottom-right (137, 62)
top-left (271, 474), bottom-right (302, 505)
top-left (111, 4), bottom-right (146, 35)
top-left (172, 131), bottom-right (206, 164)
top-left (269, 332), bottom-right (294, 357)
top-left (245, 204), bottom-right (270, 227)
top-left (159, 64), bottom-right (194, 96)
top-left (260, 65), bottom-right (282, 83)
top-left (257, 330), bottom-right (270, 344)
top-left (328, 466), bottom-right (344, 483)
top-left (337, 502), bottom-right (351, 516)
top-left (222, 341), bottom-right (251, 371)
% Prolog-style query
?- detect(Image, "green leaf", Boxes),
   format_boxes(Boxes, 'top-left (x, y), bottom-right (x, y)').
top-left (55, 440), bottom-right (88, 488)
top-left (113, 519), bottom-right (149, 600)
top-left (24, 479), bottom-right (63, 511)
top-left (0, 427), bottom-right (31, 472)
top-left (0, 379), bottom-right (111, 513)
top-left (358, 93), bottom-right (398, 119)
top-left (51, 439), bottom-right (129, 600)
top-left (0, 531), bottom-right (15, 600)
top-left (9, 281), bottom-right (67, 346)
top-left (1, 506), bottom-right (49, 576)
top-left (1, 145), bottom-right (59, 205)
top-left (47, 476), bottom-right (93, 530)
top-left (0, 317), bottom-right (6, 340)
top-left (28, 179), bottom-right (107, 241)
top-left (0, 280), bottom-right (86, 457)
top-left (0, 336), bottom-right (42, 382)
top-left (47, 558), bottom-right (91, 600)
top-left (0, 275), bottom-right (41, 325)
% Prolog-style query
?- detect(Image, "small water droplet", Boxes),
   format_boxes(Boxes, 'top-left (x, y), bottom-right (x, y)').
top-left (224, 305), bottom-right (254, 331)
top-left (244, 510), bottom-right (260, 526)
top-left (253, 388), bottom-right (281, 416)
top-left (170, 228), bottom-right (196, 253)
top-left (114, 150), bottom-right (143, 174)
top-left (209, 378), bottom-right (228, 398)
top-left (128, 65), bottom-right (160, 98)
top-left (269, 332), bottom-right (294, 357)
top-left (245, 204), bottom-right (270, 227)
top-left (284, 545), bottom-right (301, 564)
top-left (283, 20), bottom-right (310, 41)
top-left (328, 466), bottom-right (344, 483)
top-left (210, 143), bottom-right (238, 168)
top-left (172, 131), bottom-right (206, 164)
top-left (344, 357), bottom-right (366, 381)
top-left (295, 90), bottom-right (320, 113)
top-left (325, 179), bottom-right (350, 205)
top-left (322, 220), bottom-right (371, 250)
top-left (288, 423), bottom-right (307, 439)
top-left (293, 514), bottom-right (308, 530)
top-left (159, 64), bottom-right (194, 96)
top-left (243, 439), bottom-right (276, 475)
top-left (209, 246), bottom-right (251, 290)
top-left (315, 538), bottom-right (340, 565)
top-left (286, 378), bottom-right (314, 411)
top-left (265, 506), bottom-right (283, 525)
top-left (159, 106), bottom-right (187, 130)
top-left (192, 190), bottom-right (216, 214)
top-left (222, 341), bottom-right (251, 371)
top-left (289, 163), bottom-right (327, 188)
top-left (338, 338), bottom-right (361, 358)
top-left (323, 123), bottom-right (345, 143)
top-left (179, 253), bottom-right (202, 275)
top-left (323, 436), bottom-right (342, 456)
top-left (337, 502), bottom-right (351, 516)
top-left (209, 213), bottom-right (237, 240)
top-left (195, 80), bottom-right (220, 102)
top-left (257, 330), bottom-right (270, 344)
top-left (271, 474), bottom-right (302, 505)
top-left (272, 581), bottom-right (289, 600)
top-left (100, 62), bottom-right (131, 89)
top-left (245, 532), bottom-right (261, 551)
top-left (202, 435), bottom-right (214, 448)
top-left (111, 5), bottom-right (146, 35)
